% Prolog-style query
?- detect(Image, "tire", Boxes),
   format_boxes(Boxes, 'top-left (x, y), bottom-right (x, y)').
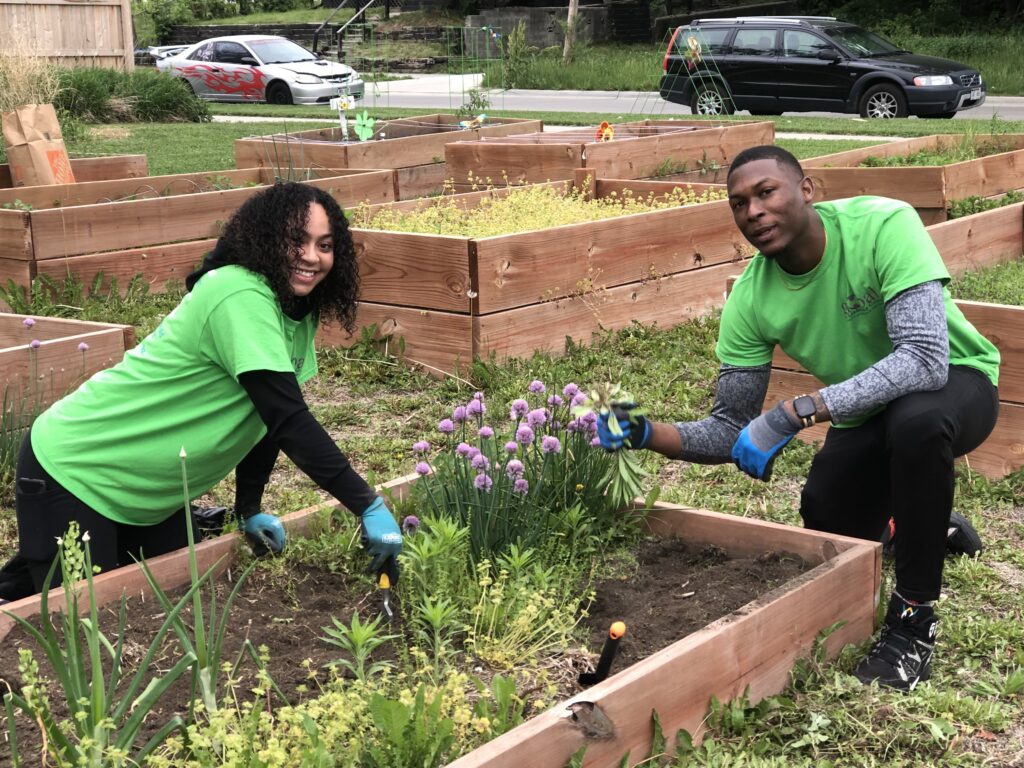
top-left (921, 111), bottom-right (957, 119)
top-left (690, 84), bottom-right (735, 116)
top-left (266, 82), bottom-right (293, 105)
top-left (179, 78), bottom-right (196, 96)
top-left (858, 83), bottom-right (908, 119)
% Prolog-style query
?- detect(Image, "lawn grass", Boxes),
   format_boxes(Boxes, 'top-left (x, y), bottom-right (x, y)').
top-left (5, 115), bottom-right (1024, 765)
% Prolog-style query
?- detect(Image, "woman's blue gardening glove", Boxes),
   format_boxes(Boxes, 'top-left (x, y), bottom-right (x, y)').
top-left (242, 512), bottom-right (286, 556)
top-left (596, 403), bottom-right (650, 451)
top-left (360, 497), bottom-right (402, 583)
top-left (731, 401), bottom-right (802, 481)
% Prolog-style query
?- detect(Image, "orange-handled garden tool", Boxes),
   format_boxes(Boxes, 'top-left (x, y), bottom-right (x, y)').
top-left (578, 620), bottom-right (626, 686)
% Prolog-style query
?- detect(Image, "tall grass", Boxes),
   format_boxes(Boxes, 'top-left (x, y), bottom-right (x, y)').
top-left (0, 36), bottom-right (61, 112)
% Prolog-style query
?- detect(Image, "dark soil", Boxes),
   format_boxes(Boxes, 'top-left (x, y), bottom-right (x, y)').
top-left (0, 537), bottom-right (809, 761)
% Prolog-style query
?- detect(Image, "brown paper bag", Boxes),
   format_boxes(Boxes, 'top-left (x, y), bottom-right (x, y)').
top-left (1, 103), bottom-right (76, 187)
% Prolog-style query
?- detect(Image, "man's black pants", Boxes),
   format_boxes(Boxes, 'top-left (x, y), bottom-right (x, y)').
top-left (800, 365), bottom-right (998, 603)
top-left (12, 432), bottom-right (190, 595)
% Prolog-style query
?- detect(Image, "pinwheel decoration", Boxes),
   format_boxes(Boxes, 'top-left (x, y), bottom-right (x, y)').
top-left (459, 114), bottom-right (487, 129)
top-left (595, 121), bottom-right (614, 142)
top-left (354, 110), bottom-right (375, 142)
top-left (684, 35), bottom-right (703, 71)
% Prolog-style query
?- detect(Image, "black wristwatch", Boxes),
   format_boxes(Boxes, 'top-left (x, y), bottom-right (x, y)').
top-left (792, 394), bottom-right (817, 428)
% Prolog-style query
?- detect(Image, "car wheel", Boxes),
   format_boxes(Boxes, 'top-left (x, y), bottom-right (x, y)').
top-left (921, 111), bottom-right (957, 119)
top-left (266, 82), bottom-right (293, 105)
top-left (690, 84), bottom-right (735, 116)
top-left (859, 84), bottom-right (908, 119)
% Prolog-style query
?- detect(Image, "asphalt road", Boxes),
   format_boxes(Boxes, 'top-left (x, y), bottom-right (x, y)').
top-left (360, 74), bottom-right (1024, 121)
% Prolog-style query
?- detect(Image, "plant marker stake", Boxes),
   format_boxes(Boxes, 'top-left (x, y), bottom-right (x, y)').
top-left (378, 571), bottom-right (394, 623)
top-left (578, 620), bottom-right (626, 686)
top-left (180, 446), bottom-right (213, 710)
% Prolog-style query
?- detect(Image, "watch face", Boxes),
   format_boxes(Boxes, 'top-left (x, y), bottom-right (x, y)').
top-left (795, 396), bottom-right (816, 419)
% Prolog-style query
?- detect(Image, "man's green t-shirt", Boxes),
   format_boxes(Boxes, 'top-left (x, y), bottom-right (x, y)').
top-left (32, 265), bottom-right (318, 525)
top-left (717, 196), bottom-right (1000, 426)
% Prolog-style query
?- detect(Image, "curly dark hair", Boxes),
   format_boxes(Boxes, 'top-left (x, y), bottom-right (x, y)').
top-left (216, 181), bottom-right (360, 333)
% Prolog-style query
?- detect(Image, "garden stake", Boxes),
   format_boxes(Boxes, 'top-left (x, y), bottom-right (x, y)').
top-left (578, 620), bottom-right (626, 686)
top-left (378, 571), bottom-right (395, 623)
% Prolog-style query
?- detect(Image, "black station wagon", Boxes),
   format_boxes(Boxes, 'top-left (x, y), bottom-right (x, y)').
top-left (660, 16), bottom-right (985, 119)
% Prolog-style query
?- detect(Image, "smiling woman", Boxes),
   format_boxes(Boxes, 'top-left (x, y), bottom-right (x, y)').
top-left (157, 34), bottom-right (365, 105)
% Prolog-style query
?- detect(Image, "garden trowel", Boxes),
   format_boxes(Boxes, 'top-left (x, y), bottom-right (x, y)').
top-left (377, 570), bottom-right (395, 623)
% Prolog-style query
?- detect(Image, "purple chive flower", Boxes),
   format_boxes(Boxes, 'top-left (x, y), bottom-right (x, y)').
top-left (412, 440), bottom-right (430, 454)
top-left (547, 394), bottom-right (564, 408)
top-left (77, 342), bottom-right (89, 352)
top-left (510, 399), bottom-right (529, 419)
top-left (504, 440), bottom-right (519, 453)
top-left (581, 411), bottom-right (598, 426)
top-left (526, 408), bottom-right (547, 429)
top-left (479, 426), bottom-right (494, 439)
top-left (516, 425), bottom-right (535, 445)
top-left (541, 435), bottom-right (562, 453)
top-left (591, 436), bottom-right (602, 447)
top-left (22, 318), bottom-right (35, 329)
top-left (571, 392), bottom-right (588, 408)
top-left (513, 478), bottom-right (529, 495)
top-left (415, 461), bottom-right (431, 476)
top-left (402, 515), bottom-right (421, 534)
top-left (474, 473), bottom-right (493, 492)
top-left (567, 418), bottom-right (582, 433)
top-left (438, 418), bottom-right (455, 434)
top-left (470, 453), bottom-right (490, 471)
top-left (30, 339), bottom-right (41, 349)
top-left (456, 442), bottom-right (473, 457)
top-left (505, 459), bottom-right (525, 478)
top-left (453, 405), bottom-right (468, 423)
top-left (473, 391), bottom-right (485, 401)
top-left (466, 446), bottom-right (481, 460)
top-left (466, 398), bottom-right (484, 417)
top-left (528, 380), bottom-right (546, 394)
top-left (563, 383), bottom-right (580, 399)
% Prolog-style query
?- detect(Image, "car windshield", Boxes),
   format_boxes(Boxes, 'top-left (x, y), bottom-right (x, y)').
top-left (824, 26), bottom-right (904, 57)
top-left (249, 38), bottom-right (317, 64)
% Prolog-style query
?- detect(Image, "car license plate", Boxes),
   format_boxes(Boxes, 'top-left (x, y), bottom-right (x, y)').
top-left (971, 87), bottom-right (981, 100)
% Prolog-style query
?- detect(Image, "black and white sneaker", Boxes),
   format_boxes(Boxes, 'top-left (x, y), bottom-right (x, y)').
top-left (854, 593), bottom-right (937, 691)
top-left (881, 511), bottom-right (982, 559)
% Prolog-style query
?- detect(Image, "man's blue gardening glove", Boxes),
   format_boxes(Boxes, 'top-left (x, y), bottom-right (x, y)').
top-left (731, 401), bottom-right (802, 481)
top-left (596, 403), bottom-right (650, 451)
top-left (242, 512), bottom-right (287, 556)
top-left (360, 497), bottom-right (402, 584)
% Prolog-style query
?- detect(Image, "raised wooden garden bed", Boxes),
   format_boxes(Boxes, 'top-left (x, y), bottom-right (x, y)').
top-left (742, 203), bottom-right (1024, 480)
top-left (0, 313), bottom-right (134, 414)
top-left (233, 114), bottom-right (544, 200)
top-left (444, 119), bottom-right (775, 191)
top-left (0, 167), bottom-right (397, 294)
top-left (0, 474), bottom-right (878, 764)
top-left (803, 134), bottom-right (1024, 225)
top-left (320, 173), bottom-right (749, 375)
top-left (0, 155), bottom-right (147, 189)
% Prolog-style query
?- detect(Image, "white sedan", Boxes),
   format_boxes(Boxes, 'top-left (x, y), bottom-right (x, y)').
top-left (157, 35), bottom-right (364, 105)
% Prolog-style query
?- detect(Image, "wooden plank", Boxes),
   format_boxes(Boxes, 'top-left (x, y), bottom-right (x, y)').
top-left (28, 173), bottom-right (393, 260)
top-left (446, 141), bottom-right (583, 185)
top-left (0, 155), bottom-right (146, 188)
top-left (234, 136), bottom-right (350, 171)
top-left (473, 198), bottom-right (745, 313)
top-left (0, 211), bottom-right (32, 260)
top-left (0, 314), bottom-right (131, 347)
top-left (351, 230), bottom-right (472, 312)
top-left (395, 162), bottom-right (448, 200)
top-left (945, 147), bottom-right (1024, 200)
top-left (449, 512), bottom-right (876, 767)
top-left (317, 302), bottom-right (473, 377)
top-left (765, 369), bottom-right (1023, 479)
top-left (802, 136), bottom-right (938, 167)
top-left (932, 203), bottom-right (1023, 273)
top-left (958, 301), bottom-right (1024, 404)
top-left (806, 167), bottom-right (947, 209)
top-left (475, 260), bottom-right (745, 360)
top-left (35, 239), bottom-right (215, 295)
top-left (594, 179), bottom-right (725, 198)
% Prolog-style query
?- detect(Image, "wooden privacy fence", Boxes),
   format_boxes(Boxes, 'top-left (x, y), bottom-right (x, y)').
top-left (0, 0), bottom-right (134, 71)
top-left (737, 202), bottom-right (1024, 480)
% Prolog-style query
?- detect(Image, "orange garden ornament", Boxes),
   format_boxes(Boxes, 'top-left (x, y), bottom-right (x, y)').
top-left (595, 121), bottom-right (614, 142)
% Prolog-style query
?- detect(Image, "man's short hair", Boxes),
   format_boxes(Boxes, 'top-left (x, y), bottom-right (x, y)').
top-left (727, 145), bottom-right (805, 182)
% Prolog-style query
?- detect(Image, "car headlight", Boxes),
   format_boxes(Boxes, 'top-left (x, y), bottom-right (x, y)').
top-left (292, 74), bottom-right (323, 84)
top-left (913, 75), bottom-right (953, 87)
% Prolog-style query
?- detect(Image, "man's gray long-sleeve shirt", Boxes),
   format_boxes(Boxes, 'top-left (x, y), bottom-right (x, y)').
top-left (674, 280), bottom-right (949, 463)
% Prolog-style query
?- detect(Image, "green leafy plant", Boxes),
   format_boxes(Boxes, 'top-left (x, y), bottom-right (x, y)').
top-left (456, 88), bottom-right (492, 120)
top-left (321, 611), bottom-right (399, 683)
top-left (2, 522), bottom-right (197, 766)
top-left (359, 684), bottom-right (456, 768)
top-left (1, 199), bottom-right (32, 211)
top-left (576, 382), bottom-right (650, 512)
top-left (947, 189), bottom-right (1024, 219)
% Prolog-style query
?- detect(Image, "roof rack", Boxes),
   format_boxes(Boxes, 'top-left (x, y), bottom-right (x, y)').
top-left (694, 16), bottom-right (837, 24)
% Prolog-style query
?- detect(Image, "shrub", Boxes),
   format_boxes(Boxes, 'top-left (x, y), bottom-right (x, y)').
top-left (0, 36), bottom-right (61, 113)
top-left (55, 67), bottom-right (211, 123)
